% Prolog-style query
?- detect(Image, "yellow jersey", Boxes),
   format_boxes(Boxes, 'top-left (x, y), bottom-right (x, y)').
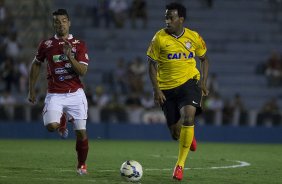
top-left (147, 28), bottom-right (207, 90)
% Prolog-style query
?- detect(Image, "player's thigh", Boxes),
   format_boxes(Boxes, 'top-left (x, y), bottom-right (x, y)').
top-left (43, 110), bottom-right (62, 126)
top-left (178, 79), bottom-right (202, 110)
top-left (65, 89), bottom-right (88, 120)
top-left (161, 99), bottom-right (180, 127)
top-left (43, 94), bottom-right (64, 125)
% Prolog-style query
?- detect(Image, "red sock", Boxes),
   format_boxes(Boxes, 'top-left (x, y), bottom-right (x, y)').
top-left (76, 138), bottom-right (89, 167)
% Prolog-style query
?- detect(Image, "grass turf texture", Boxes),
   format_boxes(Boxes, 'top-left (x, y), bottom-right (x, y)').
top-left (0, 140), bottom-right (281, 184)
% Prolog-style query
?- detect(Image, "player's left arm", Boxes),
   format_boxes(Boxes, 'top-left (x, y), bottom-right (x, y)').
top-left (199, 54), bottom-right (209, 96)
top-left (63, 39), bottom-right (88, 76)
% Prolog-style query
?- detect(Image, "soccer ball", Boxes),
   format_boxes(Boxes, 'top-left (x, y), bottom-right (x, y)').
top-left (120, 160), bottom-right (143, 182)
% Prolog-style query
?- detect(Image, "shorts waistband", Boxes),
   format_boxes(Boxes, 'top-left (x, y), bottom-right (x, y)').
top-left (48, 88), bottom-right (79, 94)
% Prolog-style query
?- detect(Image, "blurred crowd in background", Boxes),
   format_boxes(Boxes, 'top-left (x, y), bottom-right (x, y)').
top-left (0, 0), bottom-right (282, 127)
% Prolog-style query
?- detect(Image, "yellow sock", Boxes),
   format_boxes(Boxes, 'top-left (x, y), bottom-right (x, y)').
top-left (176, 125), bottom-right (194, 168)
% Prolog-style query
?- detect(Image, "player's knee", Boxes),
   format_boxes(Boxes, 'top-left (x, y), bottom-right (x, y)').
top-left (73, 119), bottom-right (86, 130)
top-left (169, 124), bottom-right (180, 140)
top-left (182, 116), bottom-right (194, 126)
top-left (171, 132), bottom-right (179, 140)
top-left (75, 130), bottom-right (87, 140)
top-left (46, 123), bottom-right (57, 132)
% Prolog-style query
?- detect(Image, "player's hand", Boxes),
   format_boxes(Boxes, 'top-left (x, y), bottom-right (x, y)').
top-left (202, 87), bottom-right (209, 96)
top-left (153, 89), bottom-right (166, 106)
top-left (28, 89), bottom-right (37, 104)
top-left (63, 39), bottom-right (72, 58)
top-left (199, 82), bottom-right (209, 96)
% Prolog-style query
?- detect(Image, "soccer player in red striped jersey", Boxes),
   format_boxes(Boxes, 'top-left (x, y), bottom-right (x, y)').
top-left (28, 9), bottom-right (89, 175)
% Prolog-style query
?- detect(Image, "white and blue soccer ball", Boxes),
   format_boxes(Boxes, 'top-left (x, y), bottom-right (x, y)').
top-left (120, 160), bottom-right (143, 182)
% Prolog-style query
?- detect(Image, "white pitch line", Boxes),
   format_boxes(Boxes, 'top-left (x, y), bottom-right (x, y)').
top-left (0, 160), bottom-right (250, 182)
top-left (4, 160), bottom-right (251, 173)
top-left (81, 160), bottom-right (250, 172)
top-left (145, 160), bottom-right (251, 171)
top-left (149, 154), bottom-right (177, 159)
top-left (208, 160), bottom-right (251, 169)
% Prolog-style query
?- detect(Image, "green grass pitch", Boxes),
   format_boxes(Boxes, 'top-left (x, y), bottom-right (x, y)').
top-left (0, 139), bottom-right (281, 184)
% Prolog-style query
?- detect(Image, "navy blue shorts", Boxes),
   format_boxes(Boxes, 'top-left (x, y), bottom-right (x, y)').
top-left (161, 79), bottom-right (202, 126)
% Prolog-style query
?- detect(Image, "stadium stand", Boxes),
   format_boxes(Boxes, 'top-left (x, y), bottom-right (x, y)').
top-left (1, 0), bottom-right (281, 126)
top-left (53, 0), bottom-right (282, 107)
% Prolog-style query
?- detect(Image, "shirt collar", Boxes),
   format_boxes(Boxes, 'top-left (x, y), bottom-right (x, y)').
top-left (171, 29), bottom-right (185, 39)
top-left (54, 34), bottom-right (73, 40)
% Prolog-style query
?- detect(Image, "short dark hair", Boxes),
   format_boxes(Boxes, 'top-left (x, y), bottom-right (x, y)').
top-left (166, 2), bottom-right (186, 19)
top-left (52, 9), bottom-right (69, 19)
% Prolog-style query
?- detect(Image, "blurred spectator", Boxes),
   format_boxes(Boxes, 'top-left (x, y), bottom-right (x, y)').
top-left (92, 85), bottom-right (111, 108)
top-left (0, 90), bottom-right (16, 105)
top-left (85, 87), bottom-right (98, 122)
top-left (84, 86), bottom-right (95, 106)
top-left (0, 28), bottom-right (7, 62)
top-left (92, 0), bottom-right (112, 28)
top-left (0, 0), bottom-right (12, 64)
top-left (203, 92), bottom-right (224, 125)
top-left (113, 57), bottom-right (128, 94)
top-left (0, 0), bottom-right (7, 60)
top-left (140, 91), bottom-right (163, 124)
top-left (129, 57), bottom-right (146, 77)
top-left (0, 0), bottom-right (13, 30)
top-left (92, 85), bottom-right (110, 122)
top-left (109, 0), bottom-right (128, 28)
top-left (142, 109), bottom-right (166, 124)
top-left (4, 32), bottom-right (21, 61)
top-left (125, 93), bottom-right (142, 107)
top-left (0, 0), bottom-right (7, 23)
top-left (206, 72), bottom-right (219, 95)
top-left (127, 56), bottom-right (146, 94)
top-left (18, 60), bottom-right (28, 93)
top-left (230, 93), bottom-right (248, 126)
top-left (130, 0), bottom-right (147, 29)
top-left (100, 92), bottom-right (128, 123)
top-left (0, 90), bottom-right (16, 120)
top-left (0, 57), bottom-right (18, 92)
top-left (125, 93), bottom-right (143, 124)
top-left (140, 91), bottom-right (154, 109)
top-left (264, 51), bottom-right (282, 87)
top-left (222, 99), bottom-right (234, 125)
top-left (257, 97), bottom-right (281, 126)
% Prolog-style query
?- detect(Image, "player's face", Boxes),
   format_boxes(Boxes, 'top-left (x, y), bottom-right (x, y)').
top-left (165, 9), bottom-right (183, 35)
top-left (53, 15), bottom-right (70, 37)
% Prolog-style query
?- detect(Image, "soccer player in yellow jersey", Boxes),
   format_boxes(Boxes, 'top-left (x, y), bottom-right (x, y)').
top-left (147, 2), bottom-right (209, 181)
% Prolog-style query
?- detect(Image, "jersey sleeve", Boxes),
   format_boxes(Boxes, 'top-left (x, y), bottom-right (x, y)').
top-left (35, 40), bottom-right (46, 63)
top-left (195, 33), bottom-right (207, 57)
top-left (76, 41), bottom-right (89, 66)
top-left (146, 33), bottom-right (161, 62)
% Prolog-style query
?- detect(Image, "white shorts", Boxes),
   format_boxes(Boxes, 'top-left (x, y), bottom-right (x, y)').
top-left (43, 88), bottom-right (88, 130)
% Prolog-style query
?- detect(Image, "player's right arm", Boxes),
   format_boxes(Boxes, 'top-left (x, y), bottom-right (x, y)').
top-left (148, 58), bottom-right (166, 106)
top-left (28, 59), bottom-right (41, 104)
top-left (147, 32), bottom-right (166, 105)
